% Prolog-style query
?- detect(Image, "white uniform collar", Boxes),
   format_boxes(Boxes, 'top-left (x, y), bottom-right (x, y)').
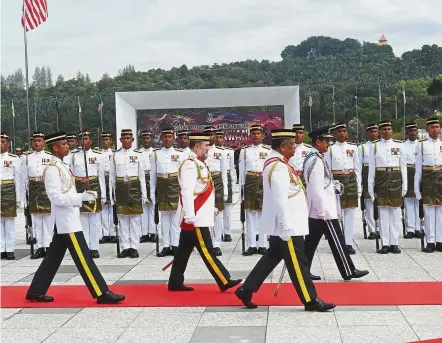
top-left (381, 138), bottom-right (392, 143)
top-left (251, 143), bottom-right (262, 148)
top-left (335, 141), bottom-right (346, 146)
top-left (122, 147), bottom-right (133, 152)
top-left (427, 137), bottom-right (440, 143)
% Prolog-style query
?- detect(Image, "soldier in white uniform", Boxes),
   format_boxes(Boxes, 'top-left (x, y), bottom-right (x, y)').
top-left (215, 130), bottom-right (237, 242)
top-left (239, 124), bottom-right (271, 256)
top-left (99, 132), bottom-right (116, 243)
top-left (358, 124), bottom-right (380, 240)
top-left (289, 124), bottom-right (311, 187)
top-left (177, 130), bottom-right (191, 156)
top-left (138, 130), bottom-right (156, 243)
top-left (150, 128), bottom-right (182, 257)
top-left (324, 123), bottom-right (361, 254)
top-left (168, 132), bottom-right (241, 292)
top-left (70, 130), bottom-right (106, 259)
top-left (403, 122), bottom-right (422, 239)
top-left (368, 120), bottom-right (407, 254)
top-left (63, 133), bottom-right (79, 165)
top-left (415, 117), bottom-right (442, 253)
top-left (235, 129), bottom-right (335, 312)
top-left (25, 132), bottom-right (124, 304)
top-left (0, 133), bottom-right (21, 260)
top-left (205, 126), bottom-right (228, 256)
top-left (110, 129), bottom-right (147, 258)
top-left (21, 132), bottom-right (54, 259)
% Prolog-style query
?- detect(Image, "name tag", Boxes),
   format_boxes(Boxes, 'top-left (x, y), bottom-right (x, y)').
top-left (346, 150), bottom-right (354, 157)
top-left (391, 148), bottom-right (400, 155)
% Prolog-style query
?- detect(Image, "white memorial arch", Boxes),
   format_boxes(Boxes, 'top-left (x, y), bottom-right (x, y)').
top-left (115, 86), bottom-right (300, 148)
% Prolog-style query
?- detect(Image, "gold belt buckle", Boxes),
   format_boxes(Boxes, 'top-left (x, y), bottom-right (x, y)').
top-left (36, 176), bottom-right (43, 181)
top-left (343, 169), bottom-right (349, 175)
top-left (124, 176), bottom-right (129, 182)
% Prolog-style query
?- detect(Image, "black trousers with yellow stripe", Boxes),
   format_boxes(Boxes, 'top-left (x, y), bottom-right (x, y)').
top-left (242, 235), bottom-right (317, 304)
top-left (28, 228), bottom-right (108, 299)
top-left (169, 227), bottom-right (231, 291)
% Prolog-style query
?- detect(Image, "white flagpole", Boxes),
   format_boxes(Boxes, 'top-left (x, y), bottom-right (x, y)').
top-left (308, 95), bottom-right (312, 132)
top-left (403, 86), bottom-right (406, 135)
top-left (22, 0), bottom-right (32, 146)
top-left (12, 100), bottom-right (16, 151)
top-left (355, 86), bottom-right (359, 142)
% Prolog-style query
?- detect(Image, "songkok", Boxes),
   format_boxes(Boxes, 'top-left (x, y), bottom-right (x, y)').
top-left (189, 132), bottom-right (210, 142)
top-left (405, 122), bottom-right (418, 130)
top-left (378, 120), bottom-right (392, 128)
top-left (161, 127), bottom-right (174, 135)
top-left (141, 130), bottom-right (153, 137)
top-left (32, 132), bottom-right (45, 139)
top-left (176, 130), bottom-right (190, 137)
top-left (426, 117), bottom-right (440, 126)
top-left (203, 125), bottom-right (215, 133)
top-left (66, 134), bottom-right (77, 139)
top-left (292, 124), bottom-right (304, 132)
top-left (0, 132), bottom-right (10, 140)
top-left (101, 132), bottom-right (112, 138)
top-left (78, 129), bottom-right (91, 138)
top-left (249, 124), bottom-right (263, 132)
top-left (215, 129), bottom-right (225, 136)
top-left (120, 129), bottom-right (133, 137)
top-left (45, 132), bottom-right (66, 145)
top-left (309, 127), bottom-right (334, 140)
top-left (334, 122), bottom-right (347, 130)
top-left (271, 129), bottom-right (296, 139)
top-left (366, 123), bottom-right (378, 131)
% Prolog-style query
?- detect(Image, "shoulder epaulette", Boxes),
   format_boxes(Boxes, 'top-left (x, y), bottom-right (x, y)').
top-left (303, 143), bottom-right (312, 148)
top-left (348, 142), bottom-right (357, 145)
top-left (134, 149), bottom-right (142, 153)
top-left (217, 146), bottom-right (225, 150)
top-left (24, 151), bottom-right (32, 155)
top-left (72, 149), bottom-right (81, 154)
top-left (49, 160), bottom-right (57, 166)
top-left (372, 139), bottom-right (380, 143)
top-left (111, 149), bottom-right (115, 152)
top-left (153, 148), bottom-right (160, 151)
top-left (8, 153), bottom-right (18, 157)
top-left (45, 151), bottom-right (52, 155)
top-left (393, 139), bottom-right (403, 143)
top-left (187, 155), bottom-right (195, 160)
top-left (224, 146), bottom-right (233, 150)
top-left (241, 145), bottom-right (250, 149)
top-left (175, 147), bottom-right (184, 152)
top-left (419, 139), bottom-right (426, 142)
top-left (262, 145), bottom-right (271, 150)
top-left (116, 148), bottom-right (122, 152)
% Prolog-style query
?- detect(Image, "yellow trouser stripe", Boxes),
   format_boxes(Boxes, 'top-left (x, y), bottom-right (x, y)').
top-left (288, 237), bottom-right (311, 302)
top-left (69, 233), bottom-right (102, 297)
top-left (195, 227), bottom-right (228, 285)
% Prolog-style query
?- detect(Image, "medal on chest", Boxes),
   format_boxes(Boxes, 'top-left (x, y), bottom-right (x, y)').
top-left (42, 158), bottom-right (50, 165)
top-left (88, 157), bottom-right (97, 164)
top-left (3, 160), bottom-right (12, 168)
top-left (302, 151), bottom-right (308, 157)
top-left (171, 154), bottom-right (179, 162)
top-left (391, 147), bottom-right (400, 155)
top-left (346, 149), bottom-right (354, 157)
top-left (259, 152), bottom-right (268, 159)
top-left (129, 155), bottom-right (138, 163)
top-left (214, 152), bottom-right (221, 160)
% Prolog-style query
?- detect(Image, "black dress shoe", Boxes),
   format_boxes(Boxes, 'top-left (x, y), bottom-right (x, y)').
top-left (256, 234), bottom-right (259, 242)
top-left (375, 231), bottom-right (381, 239)
top-left (109, 236), bottom-right (117, 243)
top-left (414, 231), bottom-right (423, 239)
top-left (346, 245), bottom-right (356, 255)
top-left (139, 235), bottom-right (149, 243)
top-left (25, 292), bottom-right (54, 302)
top-left (367, 232), bottom-right (376, 240)
top-left (234, 287), bottom-right (257, 309)
top-left (213, 247), bottom-right (222, 256)
top-left (150, 234), bottom-right (158, 242)
top-left (257, 247), bottom-right (267, 255)
top-left (309, 273), bottom-right (322, 281)
top-left (389, 245), bottom-right (401, 254)
top-left (378, 246), bottom-right (389, 254)
top-left (1, 252), bottom-right (7, 259)
top-left (168, 284), bottom-right (194, 291)
top-left (117, 249), bottom-right (130, 258)
top-left (99, 236), bottom-right (110, 244)
top-left (97, 291), bottom-right (125, 304)
top-left (304, 298), bottom-right (336, 312)
top-left (130, 249), bottom-right (139, 258)
top-left (221, 279), bottom-right (242, 292)
top-left (26, 237), bottom-right (37, 245)
top-left (435, 243), bottom-right (442, 252)
top-left (6, 252), bottom-right (15, 260)
top-left (90, 250), bottom-right (100, 259)
top-left (404, 232), bottom-right (415, 239)
top-left (242, 247), bottom-right (257, 256)
top-left (423, 243), bottom-right (436, 253)
top-left (223, 234), bottom-right (232, 242)
top-left (157, 247), bottom-right (171, 257)
top-left (171, 246), bottom-right (178, 256)
top-left (351, 269), bottom-right (369, 279)
top-left (30, 248), bottom-right (45, 259)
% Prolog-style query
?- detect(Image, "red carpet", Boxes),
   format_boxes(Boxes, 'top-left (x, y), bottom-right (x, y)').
top-left (1, 282), bottom-right (442, 308)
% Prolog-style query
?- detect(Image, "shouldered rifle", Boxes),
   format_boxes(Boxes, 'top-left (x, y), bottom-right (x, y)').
top-left (155, 201), bottom-right (160, 255)
top-left (401, 199), bottom-right (406, 237)
top-left (374, 198), bottom-right (380, 252)
top-left (25, 192), bottom-right (35, 255)
top-left (419, 198), bottom-right (425, 251)
top-left (113, 203), bottom-right (120, 256)
top-left (360, 193), bottom-right (368, 239)
top-left (240, 188), bottom-right (246, 254)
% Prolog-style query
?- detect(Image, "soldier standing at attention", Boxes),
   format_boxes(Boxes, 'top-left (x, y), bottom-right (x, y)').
top-left (177, 130), bottom-right (191, 160)
top-left (368, 120), bottom-right (407, 254)
top-left (150, 127), bottom-right (182, 257)
top-left (358, 124), bottom-right (380, 240)
top-left (63, 133), bottom-right (79, 165)
top-left (110, 129), bottom-right (147, 258)
top-left (21, 132), bottom-right (54, 259)
top-left (403, 122), bottom-right (422, 239)
top-left (239, 124), bottom-right (270, 256)
top-left (415, 117), bottom-right (442, 253)
top-left (0, 133), bottom-right (21, 260)
top-left (289, 123), bottom-right (311, 187)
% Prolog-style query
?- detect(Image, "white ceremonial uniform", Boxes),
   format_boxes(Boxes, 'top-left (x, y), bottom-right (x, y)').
top-left (239, 143), bottom-right (270, 249)
top-left (180, 147), bottom-right (192, 161)
top-left (324, 141), bottom-right (361, 245)
top-left (289, 143), bottom-right (311, 174)
top-left (206, 144), bottom-right (228, 248)
top-left (139, 146), bottom-right (155, 237)
top-left (0, 152), bottom-right (21, 253)
top-left (150, 147), bottom-right (182, 248)
top-left (110, 147), bottom-right (147, 250)
top-left (63, 148), bottom-right (78, 166)
top-left (358, 141), bottom-right (376, 234)
top-left (21, 150), bottom-right (54, 249)
top-left (403, 139), bottom-right (420, 234)
top-left (223, 146), bottom-right (237, 236)
top-left (71, 148), bottom-right (106, 251)
top-left (100, 147), bottom-right (115, 238)
top-left (368, 139), bottom-right (407, 247)
top-left (415, 137), bottom-right (442, 244)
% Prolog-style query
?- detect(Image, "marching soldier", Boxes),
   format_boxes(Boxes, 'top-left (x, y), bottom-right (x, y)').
top-left (0, 133), bottom-right (21, 260)
top-left (168, 132), bottom-right (242, 292)
top-left (358, 124), bottom-right (380, 239)
top-left (215, 130), bottom-right (237, 242)
top-left (415, 117), bottom-right (442, 253)
top-left (324, 123), bottom-right (361, 254)
top-left (304, 127), bottom-right (368, 281)
top-left (235, 129), bottom-right (335, 311)
top-left (110, 129), bottom-right (147, 258)
top-left (138, 130), bottom-right (156, 243)
top-left (177, 130), bottom-right (191, 158)
top-left (25, 132), bottom-right (124, 304)
top-left (150, 127), bottom-right (182, 257)
top-left (289, 123), bottom-right (311, 187)
top-left (368, 120), bottom-right (407, 254)
top-left (99, 132), bottom-right (116, 243)
top-left (403, 122), bottom-right (422, 239)
top-left (71, 130), bottom-right (106, 259)
top-left (205, 126), bottom-right (228, 256)
top-left (63, 133), bottom-right (79, 165)
top-left (239, 124), bottom-right (270, 256)
top-left (21, 132), bottom-right (54, 259)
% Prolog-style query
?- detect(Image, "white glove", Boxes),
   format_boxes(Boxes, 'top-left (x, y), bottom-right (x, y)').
top-left (369, 192), bottom-right (375, 202)
top-left (101, 198), bottom-right (106, 205)
top-left (214, 208), bottom-right (219, 216)
top-left (151, 197), bottom-right (156, 205)
top-left (401, 189), bottom-right (407, 197)
top-left (223, 194), bottom-right (228, 202)
top-left (334, 180), bottom-right (343, 195)
top-left (142, 197), bottom-right (148, 204)
top-left (82, 191), bottom-right (97, 202)
top-left (415, 192), bottom-right (422, 200)
top-left (16, 201), bottom-right (21, 209)
top-left (184, 217), bottom-right (195, 224)
top-left (280, 230), bottom-right (291, 242)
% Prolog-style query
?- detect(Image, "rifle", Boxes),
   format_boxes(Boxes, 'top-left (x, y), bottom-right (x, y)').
top-left (419, 198), bottom-right (425, 251)
top-left (25, 192), bottom-right (34, 255)
top-left (240, 189), bottom-right (246, 254)
top-left (360, 194), bottom-right (368, 239)
top-left (113, 204), bottom-right (120, 256)
top-left (154, 201), bottom-right (160, 256)
top-left (374, 199), bottom-right (380, 252)
top-left (401, 199), bottom-right (406, 237)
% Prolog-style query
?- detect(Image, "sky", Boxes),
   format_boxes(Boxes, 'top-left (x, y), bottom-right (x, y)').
top-left (1, 0), bottom-right (441, 81)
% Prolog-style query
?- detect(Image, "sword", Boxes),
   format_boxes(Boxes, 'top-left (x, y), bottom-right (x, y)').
top-left (240, 188), bottom-right (246, 254)
top-left (154, 201), bottom-right (160, 256)
top-left (162, 259), bottom-right (174, 271)
top-left (25, 192), bottom-right (34, 255)
top-left (374, 198), bottom-right (380, 252)
top-left (419, 198), bottom-right (425, 251)
top-left (401, 198), bottom-right (406, 237)
top-left (274, 262), bottom-right (287, 297)
top-left (113, 203), bottom-right (121, 256)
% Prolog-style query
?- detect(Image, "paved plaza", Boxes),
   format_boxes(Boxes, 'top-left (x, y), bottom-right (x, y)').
top-left (1, 190), bottom-right (442, 342)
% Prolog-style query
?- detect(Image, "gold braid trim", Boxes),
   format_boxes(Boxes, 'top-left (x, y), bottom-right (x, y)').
top-left (268, 159), bottom-right (303, 198)
top-left (178, 157), bottom-right (213, 195)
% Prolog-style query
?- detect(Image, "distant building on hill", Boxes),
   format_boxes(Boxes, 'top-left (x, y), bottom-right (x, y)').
top-left (377, 34), bottom-right (389, 46)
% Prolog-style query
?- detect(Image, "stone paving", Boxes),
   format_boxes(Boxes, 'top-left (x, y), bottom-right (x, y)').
top-left (1, 189), bottom-right (442, 342)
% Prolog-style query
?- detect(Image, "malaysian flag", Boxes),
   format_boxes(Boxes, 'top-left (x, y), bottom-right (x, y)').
top-left (21, 0), bottom-right (48, 32)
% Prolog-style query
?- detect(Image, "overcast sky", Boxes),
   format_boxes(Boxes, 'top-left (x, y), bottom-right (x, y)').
top-left (1, 0), bottom-right (441, 81)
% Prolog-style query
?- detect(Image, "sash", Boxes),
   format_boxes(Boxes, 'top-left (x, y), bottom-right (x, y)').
top-left (180, 182), bottom-right (214, 231)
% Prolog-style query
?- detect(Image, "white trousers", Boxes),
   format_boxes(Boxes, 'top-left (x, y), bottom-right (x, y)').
top-left (80, 212), bottom-right (101, 250)
top-left (364, 199), bottom-right (376, 233)
top-left (32, 213), bottom-right (54, 249)
top-left (101, 205), bottom-right (115, 237)
top-left (246, 210), bottom-right (265, 248)
top-left (342, 208), bottom-right (355, 246)
top-left (211, 212), bottom-right (223, 248)
top-left (223, 204), bottom-right (232, 235)
top-left (404, 198), bottom-right (420, 233)
top-left (141, 203), bottom-right (155, 235)
top-left (423, 205), bottom-right (442, 243)
top-left (0, 218), bottom-right (15, 252)
top-left (118, 215), bottom-right (141, 250)
top-left (378, 207), bottom-right (401, 246)
top-left (160, 211), bottom-right (179, 248)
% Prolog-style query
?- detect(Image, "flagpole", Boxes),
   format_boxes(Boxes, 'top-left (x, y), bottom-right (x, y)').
top-left (55, 97), bottom-right (60, 131)
top-left (12, 100), bottom-right (16, 151)
top-left (34, 96), bottom-right (38, 131)
top-left (355, 86), bottom-right (359, 142)
top-left (99, 99), bottom-right (104, 132)
top-left (403, 87), bottom-right (406, 135)
top-left (379, 85), bottom-right (382, 121)
top-left (308, 94), bottom-right (312, 132)
top-left (395, 97), bottom-right (398, 119)
top-left (22, 1), bottom-right (31, 147)
top-left (332, 86), bottom-right (336, 123)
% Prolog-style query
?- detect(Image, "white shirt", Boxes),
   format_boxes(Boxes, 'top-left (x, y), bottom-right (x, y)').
top-left (414, 137), bottom-right (442, 195)
top-left (206, 145), bottom-right (228, 196)
top-left (100, 148), bottom-right (114, 174)
top-left (138, 146), bottom-right (153, 172)
top-left (223, 146), bottom-right (237, 184)
top-left (0, 151), bottom-right (21, 204)
top-left (261, 150), bottom-right (309, 237)
top-left (403, 139), bottom-right (418, 165)
top-left (304, 148), bottom-right (338, 220)
top-left (21, 150), bottom-right (52, 195)
top-left (358, 140), bottom-right (374, 167)
top-left (63, 148), bottom-right (79, 166)
top-left (150, 147), bottom-right (182, 203)
top-left (180, 147), bottom-right (192, 160)
top-left (239, 144), bottom-right (271, 186)
top-left (289, 143), bottom-right (311, 172)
